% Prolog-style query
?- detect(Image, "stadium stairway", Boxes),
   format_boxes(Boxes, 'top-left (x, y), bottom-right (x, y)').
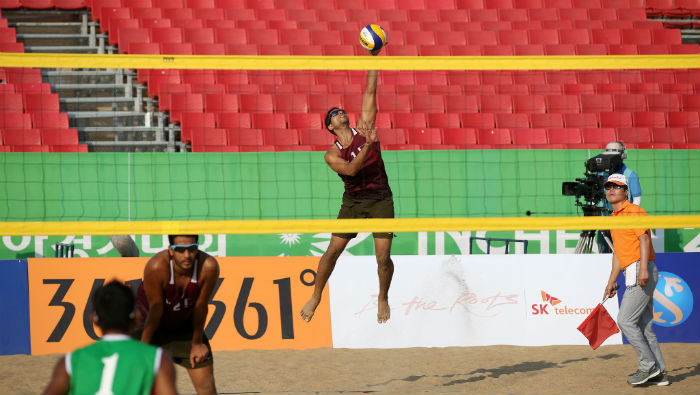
top-left (0, 7), bottom-right (184, 151)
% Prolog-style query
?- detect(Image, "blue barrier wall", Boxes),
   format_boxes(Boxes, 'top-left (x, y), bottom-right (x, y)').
top-left (616, 252), bottom-right (700, 343)
top-left (0, 259), bottom-right (31, 355)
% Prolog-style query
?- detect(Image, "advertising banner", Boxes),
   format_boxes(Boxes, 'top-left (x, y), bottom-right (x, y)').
top-left (328, 254), bottom-right (621, 348)
top-left (27, 257), bottom-right (330, 355)
top-left (0, 260), bottom-right (30, 355)
top-left (616, 252), bottom-right (699, 343)
top-left (3, 228), bottom-right (699, 260)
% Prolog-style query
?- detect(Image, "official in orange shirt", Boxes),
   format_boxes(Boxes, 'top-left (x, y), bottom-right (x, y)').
top-left (603, 173), bottom-right (668, 386)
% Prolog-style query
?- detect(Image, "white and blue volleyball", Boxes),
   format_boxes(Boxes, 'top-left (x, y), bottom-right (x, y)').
top-left (359, 24), bottom-right (387, 52)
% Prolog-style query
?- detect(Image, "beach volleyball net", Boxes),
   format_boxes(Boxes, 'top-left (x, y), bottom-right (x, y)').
top-left (0, 53), bottom-right (698, 257)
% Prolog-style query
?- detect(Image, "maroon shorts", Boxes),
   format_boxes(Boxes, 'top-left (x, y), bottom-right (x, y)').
top-left (332, 197), bottom-right (395, 239)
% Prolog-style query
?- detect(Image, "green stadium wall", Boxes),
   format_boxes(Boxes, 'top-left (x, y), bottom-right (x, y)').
top-left (0, 149), bottom-right (698, 258)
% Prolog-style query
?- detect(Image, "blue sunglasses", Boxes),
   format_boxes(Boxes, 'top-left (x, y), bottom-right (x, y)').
top-left (171, 243), bottom-right (199, 253)
top-left (329, 109), bottom-right (346, 118)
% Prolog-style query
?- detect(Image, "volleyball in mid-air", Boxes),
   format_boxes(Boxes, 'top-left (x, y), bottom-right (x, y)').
top-left (359, 24), bottom-right (387, 52)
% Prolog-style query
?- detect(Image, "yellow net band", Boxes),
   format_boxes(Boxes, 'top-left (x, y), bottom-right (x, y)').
top-left (1, 53), bottom-right (698, 70)
top-left (3, 215), bottom-right (698, 236)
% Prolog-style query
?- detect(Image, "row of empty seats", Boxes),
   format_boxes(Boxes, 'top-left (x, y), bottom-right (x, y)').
top-left (186, 126), bottom-right (700, 152)
top-left (0, 128), bottom-right (88, 151)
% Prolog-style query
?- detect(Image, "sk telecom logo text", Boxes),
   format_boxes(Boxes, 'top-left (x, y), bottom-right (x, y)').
top-left (531, 290), bottom-right (594, 316)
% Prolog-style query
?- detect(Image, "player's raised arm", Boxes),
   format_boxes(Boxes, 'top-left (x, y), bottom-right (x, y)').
top-left (359, 52), bottom-right (379, 129)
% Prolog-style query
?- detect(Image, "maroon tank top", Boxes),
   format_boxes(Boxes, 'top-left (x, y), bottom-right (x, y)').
top-left (335, 129), bottom-right (392, 199)
top-left (137, 257), bottom-right (201, 330)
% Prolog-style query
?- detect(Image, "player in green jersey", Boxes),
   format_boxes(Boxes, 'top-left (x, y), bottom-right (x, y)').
top-left (43, 281), bottom-right (177, 395)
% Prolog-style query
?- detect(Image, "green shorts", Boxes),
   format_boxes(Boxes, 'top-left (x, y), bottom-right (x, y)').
top-left (333, 196), bottom-right (395, 239)
top-left (132, 325), bottom-right (213, 369)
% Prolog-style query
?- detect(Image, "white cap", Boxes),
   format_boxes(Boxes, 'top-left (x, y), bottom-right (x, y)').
top-left (604, 141), bottom-right (627, 159)
top-left (605, 173), bottom-right (628, 187)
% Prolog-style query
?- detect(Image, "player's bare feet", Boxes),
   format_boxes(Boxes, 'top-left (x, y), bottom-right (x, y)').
top-left (377, 299), bottom-right (390, 323)
top-left (300, 296), bottom-right (320, 322)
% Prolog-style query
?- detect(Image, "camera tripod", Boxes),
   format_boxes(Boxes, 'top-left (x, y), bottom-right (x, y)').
top-left (574, 204), bottom-right (613, 254)
top-left (575, 229), bottom-right (613, 254)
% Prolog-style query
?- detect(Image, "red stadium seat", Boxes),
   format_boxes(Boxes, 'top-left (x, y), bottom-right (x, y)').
top-left (411, 95), bottom-right (445, 113)
top-left (150, 27), bottom-right (183, 44)
top-left (466, 31), bottom-right (497, 45)
top-left (482, 45), bottom-right (514, 55)
top-left (128, 42), bottom-right (160, 54)
top-left (479, 95), bottom-right (513, 113)
top-left (445, 96), bottom-right (479, 113)
top-left (31, 112), bottom-right (69, 129)
top-left (513, 128), bottom-right (547, 145)
top-left (544, 44), bottom-right (576, 55)
top-left (3, 128), bottom-right (41, 145)
top-left (226, 128), bottom-right (263, 146)
top-left (598, 112), bottom-right (633, 127)
top-left (191, 128), bottom-right (228, 151)
top-left (392, 113), bottom-right (427, 129)
top-left (628, 83), bottom-right (661, 94)
top-left (298, 128), bottom-right (334, 146)
top-left (633, 112), bottom-right (666, 127)
top-left (580, 94), bottom-right (613, 113)
top-left (661, 83), bottom-right (695, 94)
top-left (53, 0), bottom-right (85, 8)
top-left (612, 94), bottom-right (647, 112)
top-left (547, 128), bottom-right (582, 144)
top-left (0, 113), bottom-right (32, 129)
top-left (406, 128), bottom-right (442, 145)
top-left (667, 112), bottom-right (700, 127)
top-left (680, 94), bottom-right (700, 111)
top-left (563, 113), bottom-right (599, 128)
top-left (169, 93), bottom-right (204, 122)
top-left (160, 43), bottom-right (193, 54)
top-left (262, 129), bottom-right (299, 146)
top-left (0, 92), bottom-right (24, 112)
top-left (528, 29), bottom-right (559, 45)
top-left (443, 128), bottom-right (477, 145)
top-left (461, 113), bottom-right (496, 129)
top-left (288, 113), bottom-right (322, 129)
top-left (378, 94), bottom-right (412, 112)
top-left (652, 127), bottom-right (686, 144)
top-left (496, 84), bottom-right (529, 95)
top-left (545, 95), bottom-right (580, 113)
top-left (216, 112), bottom-right (252, 129)
top-left (591, 29), bottom-right (621, 45)
top-left (495, 113), bottom-right (529, 128)
top-left (240, 94), bottom-right (274, 112)
top-left (378, 129), bottom-right (407, 145)
top-left (117, 27), bottom-right (150, 50)
top-left (617, 127), bottom-right (651, 144)
top-left (251, 113), bottom-right (286, 129)
top-left (273, 94), bottom-right (308, 113)
top-left (646, 94), bottom-right (680, 111)
top-left (513, 95), bottom-right (546, 113)
top-left (498, 31), bottom-right (528, 45)
top-left (530, 113), bottom-right (564, 128)
top-left (478, 129), bottom-right (511, 145)
top-left (426, 113), bottom-right (461, 128)
top-left (581, 127), bottom-right (617, 144)
top-left (608, 44), bottom-right (638, 55)
top-left (180, 112), bottom-right (216, 131)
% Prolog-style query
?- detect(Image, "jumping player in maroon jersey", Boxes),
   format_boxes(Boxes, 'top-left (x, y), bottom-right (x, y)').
top-left (300, 48), bottom-right (395, 324)
top-left (135, 235), bottom-right (220, 395)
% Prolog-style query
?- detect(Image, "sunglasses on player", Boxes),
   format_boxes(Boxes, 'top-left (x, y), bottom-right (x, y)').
top-left (329, 109), bottom-right (346, 118)
top-left (171, 243), bottom-right (199, 253)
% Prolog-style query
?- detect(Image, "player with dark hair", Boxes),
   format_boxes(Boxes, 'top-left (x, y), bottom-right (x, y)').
top-left (43, 281), bottom-right (177, 395)
top-left (135, 234), bottom-right (220, 395)
top-left (300, 48), bottom-right (395, 324)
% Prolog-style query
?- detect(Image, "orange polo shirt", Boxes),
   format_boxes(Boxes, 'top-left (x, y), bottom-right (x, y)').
top-left (610, 200), bottom-right (655, 269)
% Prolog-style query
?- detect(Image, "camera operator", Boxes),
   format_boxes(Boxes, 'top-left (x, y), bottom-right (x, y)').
top-left (597, 141), bottom-right (642, 253)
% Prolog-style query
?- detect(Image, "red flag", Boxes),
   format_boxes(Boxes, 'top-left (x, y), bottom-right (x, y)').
top-left (577, 303), bottom-right (620, 350)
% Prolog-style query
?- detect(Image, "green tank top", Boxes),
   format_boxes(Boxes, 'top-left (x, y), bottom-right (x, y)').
top-left (67, 334), bottom-right (161, 395)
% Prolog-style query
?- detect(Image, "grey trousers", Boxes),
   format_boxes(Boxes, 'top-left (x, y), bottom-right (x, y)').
top-left (618, 260), bottom-right (666, 372)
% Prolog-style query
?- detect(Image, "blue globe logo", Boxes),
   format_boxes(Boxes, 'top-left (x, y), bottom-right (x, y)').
top-left (653, 271), bottom-right (694, 327)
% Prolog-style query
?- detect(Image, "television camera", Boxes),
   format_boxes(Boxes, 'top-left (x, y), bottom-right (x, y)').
top-left (562, 153), bottom-right (623, 253)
